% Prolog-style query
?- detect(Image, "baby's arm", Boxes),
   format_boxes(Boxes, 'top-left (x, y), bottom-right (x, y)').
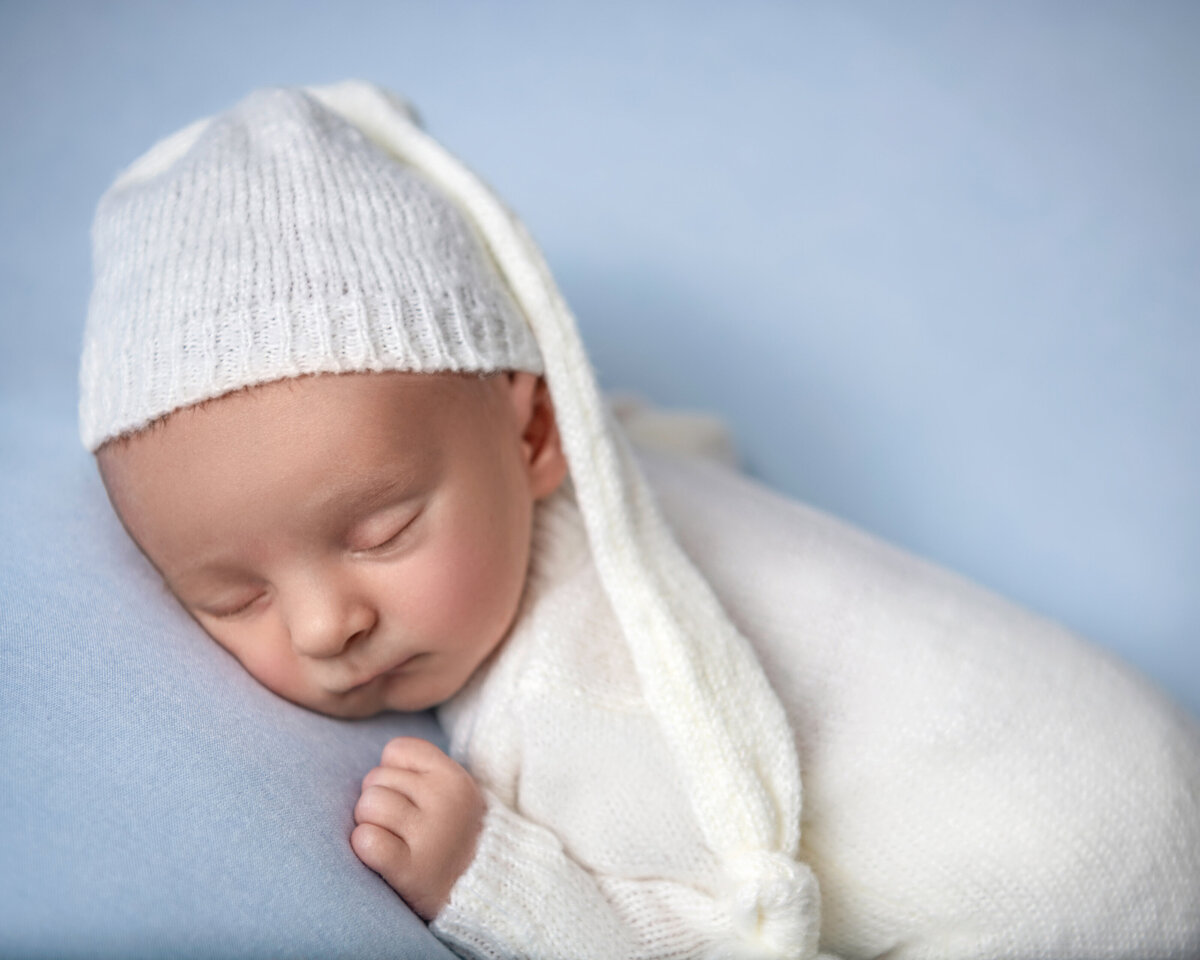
top-left (430, 794), bottom-right (826, 960)
top-left (349, 742), bottom-right (666, 957)
top-left (350, 737), bottom-right (485, 921)
top-left (352, 735), bottom-right (824, 959)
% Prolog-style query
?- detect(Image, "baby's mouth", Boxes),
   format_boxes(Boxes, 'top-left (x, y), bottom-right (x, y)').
top-left (381, 652), bottom-right (426, 678)
top-left (342, 653), bottom-right (424, 693)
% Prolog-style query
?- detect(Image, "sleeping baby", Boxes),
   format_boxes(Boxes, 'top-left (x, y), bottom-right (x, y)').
top-left (80, 80), bottom-right (1200, 959)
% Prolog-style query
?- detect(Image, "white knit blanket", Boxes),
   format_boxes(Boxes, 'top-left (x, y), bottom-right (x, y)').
top-left (433, 433), bottom-right (1200, 959)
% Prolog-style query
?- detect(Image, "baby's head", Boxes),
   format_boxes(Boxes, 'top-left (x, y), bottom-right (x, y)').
top-left (95, 370), bottom-right (566, 717)
top-left (81, 82), bottom-right (567, 716)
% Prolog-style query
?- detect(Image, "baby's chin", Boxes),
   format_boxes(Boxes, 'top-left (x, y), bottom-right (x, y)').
top-left (286, 684), bottom-right (451, 720)
top-left (305, 698), bottom-right (386, 720)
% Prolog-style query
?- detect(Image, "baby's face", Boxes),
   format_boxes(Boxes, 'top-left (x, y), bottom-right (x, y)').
top-left (98, 370), bottom-right (565, 718)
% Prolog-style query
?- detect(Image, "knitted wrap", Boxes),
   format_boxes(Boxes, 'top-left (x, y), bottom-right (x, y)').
top-left (79, 81), bottom-right (821, 956)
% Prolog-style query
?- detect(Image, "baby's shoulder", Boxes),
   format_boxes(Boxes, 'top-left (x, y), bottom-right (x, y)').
top-left (515, 487), bottom-right (645, 710)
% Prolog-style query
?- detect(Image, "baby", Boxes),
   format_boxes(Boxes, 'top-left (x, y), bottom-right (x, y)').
top-left (82, 81), bottom-right (1200, 959)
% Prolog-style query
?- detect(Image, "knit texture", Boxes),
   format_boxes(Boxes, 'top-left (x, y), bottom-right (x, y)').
top-left (80, 86), bottom-right (541, 450)
top-left (432, 455), bottom-right (1200, 959)
top-left (79, 81), bottom-right (817, 955)
top-left (434, 483), bottom-right (823, 959)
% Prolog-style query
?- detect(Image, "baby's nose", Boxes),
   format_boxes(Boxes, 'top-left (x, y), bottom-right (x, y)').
top-left (285, 578), bottom-right (376, 659)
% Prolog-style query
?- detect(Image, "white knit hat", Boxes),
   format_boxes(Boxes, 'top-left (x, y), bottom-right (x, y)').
top-left (80, 85), bottom-right (541, 448)
top-left (80, 81), bottom-right (821, 956)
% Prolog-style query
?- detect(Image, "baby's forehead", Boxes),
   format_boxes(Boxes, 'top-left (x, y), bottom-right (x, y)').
top-left (97, 370), bottom-right (510, 525)
top-left (107, 370), bottom-right (498, 453)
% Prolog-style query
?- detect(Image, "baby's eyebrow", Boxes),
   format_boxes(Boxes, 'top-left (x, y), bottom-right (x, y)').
top-left (317, 470), bottom-right (425, 520)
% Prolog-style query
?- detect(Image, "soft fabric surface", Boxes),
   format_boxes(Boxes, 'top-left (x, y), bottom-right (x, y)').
top-left (430, 485), bottom-right (818, 958)
top-left (434, 463), bottom-right (1200, 957)
top-left (643, 451), bottom-right (1200, 958)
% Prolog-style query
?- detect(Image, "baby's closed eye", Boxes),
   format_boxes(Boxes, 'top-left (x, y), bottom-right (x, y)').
top-left (347, 504), bottom-right (424, 555)
top-left (195, 589), bottom-right (268, 620)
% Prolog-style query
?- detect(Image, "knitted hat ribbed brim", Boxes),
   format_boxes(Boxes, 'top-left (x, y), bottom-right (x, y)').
top-left (80, 85), bottom-right (541, 451)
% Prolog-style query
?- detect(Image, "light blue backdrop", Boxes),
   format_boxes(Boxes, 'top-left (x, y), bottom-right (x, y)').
top-left (2, 0), bottom-right (1197, 715)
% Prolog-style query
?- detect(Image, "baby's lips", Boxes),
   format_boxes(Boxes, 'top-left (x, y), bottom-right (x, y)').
top-left (342, 652), bottom-right (424, 692)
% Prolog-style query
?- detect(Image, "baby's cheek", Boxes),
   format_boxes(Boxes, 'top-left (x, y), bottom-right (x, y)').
top-left (431, 531), bottom-right (524, 641)
top-left (216, 626), bottom-right (311, 702)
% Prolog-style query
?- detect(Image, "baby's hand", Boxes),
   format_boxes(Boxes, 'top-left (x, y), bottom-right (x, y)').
top-left (351, 737), bottom-right (485, 921)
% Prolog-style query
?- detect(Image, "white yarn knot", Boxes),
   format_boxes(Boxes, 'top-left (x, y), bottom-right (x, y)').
top-left (723, 850), bottom-right (821, 959)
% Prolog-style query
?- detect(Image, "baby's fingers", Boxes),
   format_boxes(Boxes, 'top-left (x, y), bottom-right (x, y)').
top-left (355, 784), bottom-right (419, 839)
top-left (381, 736), bottom-right (450, 773)
top-left (361, 764), bottom-right (421, 801)
top-left (350, 822), bottom-right (412, 891)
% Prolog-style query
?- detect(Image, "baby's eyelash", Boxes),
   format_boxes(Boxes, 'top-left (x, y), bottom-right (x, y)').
top-left (208, 593), bottom-right (265, 619)
top-left (357, 508), bottom-right (422, 554)
top-left (370, 529), bottom-right (404, 550)
top-left (364, 518), bottom-right (416, 552)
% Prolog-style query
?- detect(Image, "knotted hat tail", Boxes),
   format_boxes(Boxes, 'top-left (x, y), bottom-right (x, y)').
top-left (80, 79), bottom-right (822, 956)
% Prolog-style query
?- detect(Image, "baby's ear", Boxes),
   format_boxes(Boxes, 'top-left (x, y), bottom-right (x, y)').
top-left (507, 372), bottom-right (568, 500)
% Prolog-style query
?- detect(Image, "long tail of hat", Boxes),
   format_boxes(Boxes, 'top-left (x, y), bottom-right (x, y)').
top-left (310, 80), bottom-right (822, 957)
